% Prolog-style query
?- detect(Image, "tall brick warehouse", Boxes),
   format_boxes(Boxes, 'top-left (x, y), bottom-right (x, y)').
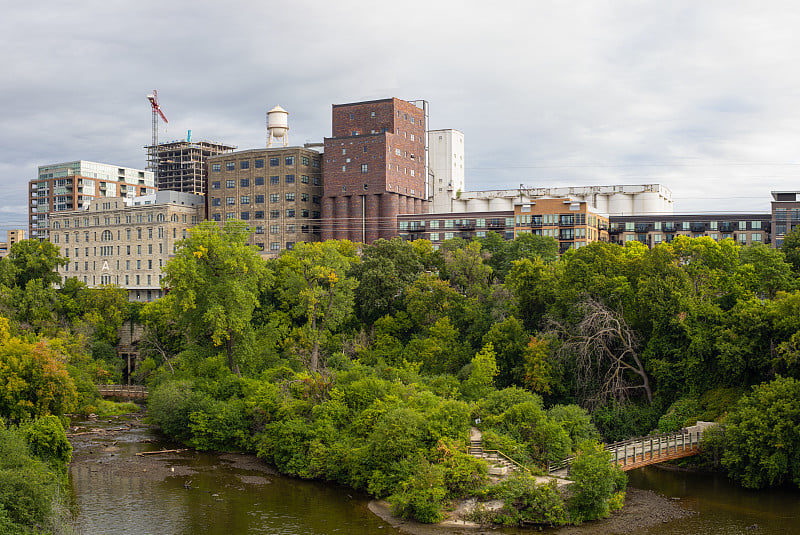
top-left (322, 98), bottom-right (428, 242)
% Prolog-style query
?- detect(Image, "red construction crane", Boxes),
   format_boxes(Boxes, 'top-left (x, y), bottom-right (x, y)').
top-left (146, 90), bottom-right (168, 176)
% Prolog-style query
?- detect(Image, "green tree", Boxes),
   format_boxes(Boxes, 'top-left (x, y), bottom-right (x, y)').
top-left (351, 238), bottom-right (423, 323)
top-left (163, 220), bottom-right (268, 375)
top-left (0, 316), bottom-right (77, 421)
top-left (781, 226), bottom-right (800, 274)
top-left (0, 239), bottom-right (66, 289)
top-left (275, 240), bottom-right (359, 372)
top-left (461, 343), bottom-right (499, 400)
top-left (739, 243), bottom-right (796, 298)
top-left (721, 376), bottom-right (800, 488)
top-left (567, 440), bottom-right (626, 522)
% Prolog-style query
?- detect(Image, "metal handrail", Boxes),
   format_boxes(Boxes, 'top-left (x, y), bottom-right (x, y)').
top-left (482, 449), bottom-right (531, 474)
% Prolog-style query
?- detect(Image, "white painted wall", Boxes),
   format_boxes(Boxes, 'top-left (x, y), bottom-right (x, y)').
top-left (428, 129), bottom-right (465, 213)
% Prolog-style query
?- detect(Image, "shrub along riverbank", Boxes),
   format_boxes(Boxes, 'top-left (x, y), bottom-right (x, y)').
top-left (146, 361), bottom-right (626, 525)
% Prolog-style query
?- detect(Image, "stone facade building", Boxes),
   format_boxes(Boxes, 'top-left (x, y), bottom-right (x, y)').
top-left (50, 191), bottom-right (204, 301)
top-left (206, 147), bottom-right (323, 256)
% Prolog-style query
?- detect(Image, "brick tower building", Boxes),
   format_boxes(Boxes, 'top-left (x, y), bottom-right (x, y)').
top-left (322, 98), bottom-right (428, 242)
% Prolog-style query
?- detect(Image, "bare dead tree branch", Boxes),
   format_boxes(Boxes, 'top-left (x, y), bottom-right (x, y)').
top-left (548, 298), bottom-right (652, 409)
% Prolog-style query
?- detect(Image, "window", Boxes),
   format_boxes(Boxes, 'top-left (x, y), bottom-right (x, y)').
top-left (270, 176), bottom-right (279, 185)
top-left (255, 176), bottom-right (265, 186)
top-left (212, 198), bottom-right (221, 206)
top-left (270, 242), bottom-right (280, 251)
top-left (285, 156), bottom-right (295, 166)
top-left (270, 194), bottom-right (279, 203)
top-left (241, 196), bottom-right (250, 204)
top-left (270, 225), bottom-right (279, 234)
top-left (312, 196), bottom-right (321, 204)
top-left (212, 164), bottom-right (221, 172)
top-left (270, 210), bottom-right (279, 219)
top-left (302, 156), bottom-right (310, 166)
top-left (752, 233), bottom-right (762, 242)
top-left (270, 157), bottom-right (279, 167)
top-left (286, 242), bottom-right (295, 250)
top-left (313, 176), bottom-right (321, 186)
top-left (286, 193), bottom-right (295, 201)
top-left (240, 178), bottom-right (250, 187)
top-left (286, 209), bottom-right (295, 218)
top-left (361, 164), bottom-right (368, 173)
top-left (301, 175), bottom-right (309, 184)
top-left (224, 180), bottom-right (233, 188)
top-left (286, 224), bottom-right (295, 233)
top-left (226, 212), bottom-right (235, 220)
top-left (752, 220), bottom-right (762, 230)
top-left (227, 197), bottom-right (235, 205)
top-left (739, 221), bottom-right (747, 230)
top-left (255, 226), bottom-right (265, 234)
top-left (212, 213), bottom-right (221, 221)
top-left (255, 159), bottom-right (264, 168)
top-left (240, 161), bottom-right (250, 170)
top-left (301, 193), bottom-right (309, 202)
top-left (240, 212), bottom-right (250, 220)
top-left (286, 175), bottom-right (295, 184)
top-left (255, 194), bottom-right (265, 203)
top-left (301, 209), bottom-right (310, 218)
top-left (255, 211), bottom-right (264, 219)
top-left (226, 162), bottom-right (235, 171)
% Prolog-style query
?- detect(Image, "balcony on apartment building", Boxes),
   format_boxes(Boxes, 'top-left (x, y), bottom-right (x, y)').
top-left (486, 219), bottom-right (505, 229)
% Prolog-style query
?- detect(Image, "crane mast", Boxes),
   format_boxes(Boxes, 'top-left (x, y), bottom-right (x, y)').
top-left (146, 90), bottom-right (168, 182)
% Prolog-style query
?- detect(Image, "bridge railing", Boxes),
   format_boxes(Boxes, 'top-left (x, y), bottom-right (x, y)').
top-left (97, 384), bottom-right (148, 398)
top-left (548, 427), bottom-right (709, 475)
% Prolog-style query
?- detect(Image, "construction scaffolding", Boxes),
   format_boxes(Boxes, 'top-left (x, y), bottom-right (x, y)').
top-left (145, 140), bottom-right (236, 195)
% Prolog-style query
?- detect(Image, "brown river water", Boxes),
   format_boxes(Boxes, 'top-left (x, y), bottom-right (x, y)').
top-left (67, 415), bottom-right (800, 535)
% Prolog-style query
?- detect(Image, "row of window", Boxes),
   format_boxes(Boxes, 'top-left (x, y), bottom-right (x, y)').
top-left (62, 241), bottom-right (177, 258)
top-left (210, 175), bottom-right (319, 188)
top-left (210, 193), bottom-right (319, 206)
top-left (52, 213), bottom-right (196, 229)
top-left (63, 257), bottom-right (162, 272)
top-left (399, 218), bottom-right (516, 230)
top-left (53, 226), bottom-right (185, 244)
top-left (621, 232), bottom-right (764, 244)
top-left (209, 210), bottom-right (321, 221)
top-left (62, 273), bottom-right (160, 287)
top-left (211, 156), bottom-right (318, 172)
top-left (611, 220), bottom-right (764, 232)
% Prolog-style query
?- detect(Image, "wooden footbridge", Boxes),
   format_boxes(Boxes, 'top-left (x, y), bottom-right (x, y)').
top-left (97, 385), bottom-right (148, 400)
top-left (548, 421), bottom-right (717, 476)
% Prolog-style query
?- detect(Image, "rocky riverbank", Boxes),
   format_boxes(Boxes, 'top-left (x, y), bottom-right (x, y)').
top-left (368, 485), bottom-right (694, 534)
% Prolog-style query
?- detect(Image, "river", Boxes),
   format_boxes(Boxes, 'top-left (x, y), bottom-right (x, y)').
top-left (67, 415), bottom-right (800, 535)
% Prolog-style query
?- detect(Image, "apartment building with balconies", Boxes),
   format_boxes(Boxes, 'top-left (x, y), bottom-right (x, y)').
top-left (609, 214), bottom-right (772, 247)
top-left (29, 161), bottom-right (155, 241)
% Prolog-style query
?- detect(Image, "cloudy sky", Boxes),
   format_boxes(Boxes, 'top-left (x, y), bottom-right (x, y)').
top-left (3, 1), bottom-right (800, 237)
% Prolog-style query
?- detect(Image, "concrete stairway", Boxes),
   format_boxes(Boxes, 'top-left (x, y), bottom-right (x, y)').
top-left (469, 427), bottom-right (519, 476)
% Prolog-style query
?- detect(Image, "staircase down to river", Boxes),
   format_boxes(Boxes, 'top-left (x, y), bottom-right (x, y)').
top-left (469, 427), bottom-right (522, 477)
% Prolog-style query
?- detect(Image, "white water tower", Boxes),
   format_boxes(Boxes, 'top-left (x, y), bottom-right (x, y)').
top-left (267, 105), bottom-right (289, 147)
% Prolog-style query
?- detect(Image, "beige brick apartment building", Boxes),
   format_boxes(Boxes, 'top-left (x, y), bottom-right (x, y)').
top-left (50, 191), bottom-right (204, 301)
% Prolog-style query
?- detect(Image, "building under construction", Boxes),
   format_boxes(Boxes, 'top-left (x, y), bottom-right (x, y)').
top-left (146, 140), bottom-right (237, 195)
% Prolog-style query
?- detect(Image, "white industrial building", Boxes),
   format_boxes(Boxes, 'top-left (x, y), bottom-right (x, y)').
top-left (428, 129), bottom-right (465, 213)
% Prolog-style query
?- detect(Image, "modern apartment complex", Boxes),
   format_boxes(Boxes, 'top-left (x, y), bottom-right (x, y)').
top-left (398, 211), bottom-right (516, 244)
top-left (515, 198), bottom-right (610, 253)
top-left (322, 98), bottom-right (428, 242)
top-left (206, 147), bottom-right (323, 255)
top-left (147, 139), bottom-right (236, 194)
top-left (29, 161), bottom-right (155, 241)
top-left (608, 214), bottom-right (772, 247)
top-left (771, 191), bottom-right (800, 247)
top-left (49, 191), bottom-right (204, 301)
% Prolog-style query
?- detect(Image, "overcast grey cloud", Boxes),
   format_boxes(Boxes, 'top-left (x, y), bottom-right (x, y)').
top-left (3, 0), bottom-right (800, 236)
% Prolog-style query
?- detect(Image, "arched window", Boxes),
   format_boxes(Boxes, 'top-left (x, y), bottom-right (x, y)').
top-left (157, 213), bottom-right (165, 222)
top-left (101, 230), bottom-right (112, 241)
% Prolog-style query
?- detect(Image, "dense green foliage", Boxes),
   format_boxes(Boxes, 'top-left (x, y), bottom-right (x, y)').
top-left (720, 377), bottom-right (800, 488)
top-left (5, 226), bottom-right (800, 527)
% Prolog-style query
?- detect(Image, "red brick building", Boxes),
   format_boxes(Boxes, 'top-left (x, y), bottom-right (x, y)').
top-left (322, 98), bottom-right (428, 242)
